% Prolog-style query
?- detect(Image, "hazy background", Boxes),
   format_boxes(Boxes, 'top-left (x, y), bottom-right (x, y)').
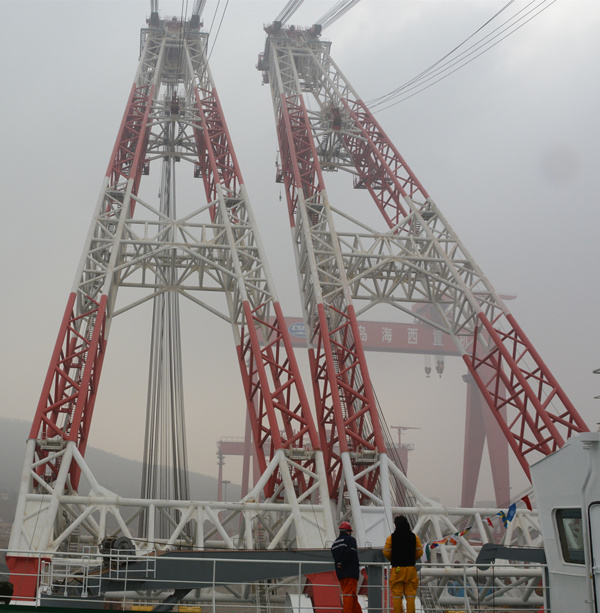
top-left (0, 0), bottom-right (598, 507)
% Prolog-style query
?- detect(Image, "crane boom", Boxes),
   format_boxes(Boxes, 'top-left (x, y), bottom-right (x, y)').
top-left (259, 23), bottom-right (588, 494)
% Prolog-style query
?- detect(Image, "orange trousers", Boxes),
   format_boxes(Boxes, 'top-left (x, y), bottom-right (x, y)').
top-left (339, 577), bottom-right (363, 613)
top-left (389, 566), bottom-right (418, 613)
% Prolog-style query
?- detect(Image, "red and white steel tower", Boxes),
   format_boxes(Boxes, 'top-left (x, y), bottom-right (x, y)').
top-left (7, 7), bottom-right (335, 599)
top-left (5, 2), bottom-right (589, 607)
top-left (257, 17), bottom-right (589, 539)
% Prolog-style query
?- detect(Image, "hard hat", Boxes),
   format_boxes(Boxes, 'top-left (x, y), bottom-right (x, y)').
top-left (339, 521), bottom-right (353, 532)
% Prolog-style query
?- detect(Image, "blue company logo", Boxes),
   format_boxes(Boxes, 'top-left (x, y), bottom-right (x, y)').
top-left (288, 322), bottom-right (306, 338)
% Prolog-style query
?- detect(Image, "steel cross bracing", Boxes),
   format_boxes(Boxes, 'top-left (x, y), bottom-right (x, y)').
top-left (263, 29), bottom-right (415, 548)
top-left (7, 14), bottom-right (552, 609)
top-left (9, 17), bottom-right (336, 585)
top-left (260, 28), bottom-right (588, 491)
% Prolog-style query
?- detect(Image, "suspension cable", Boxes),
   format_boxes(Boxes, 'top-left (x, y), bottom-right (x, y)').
top-left (368, 0), bottom-right (556, 111)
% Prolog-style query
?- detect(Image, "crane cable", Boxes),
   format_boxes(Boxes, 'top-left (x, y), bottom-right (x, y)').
top-left (368, 0), bottom-right (517, 107)
top-left (368, 0), bottom-right (557, 111)
top-left (207, 0), bottom-right (231, 61)
top-left (175, 0), bottom-right (189, 88)
top-left (315, 0), bottom-right (361, 31)
top-left (274, 0), bottom-right (304, 26)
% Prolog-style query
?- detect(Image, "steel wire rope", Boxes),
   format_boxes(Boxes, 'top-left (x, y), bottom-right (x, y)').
top-left (367, 0), bottom-right (517, 107)
top-left (176, 0), bottom-right (190, 80)
top-left (194, 0), bottom-right (222, 83)
top-left (169, 0), bottom-right (191, 107)
top-left (374, 0), bottom-right (554, 110)
top-left (316, 0), bottom-right (361, 31)
top-left (372, 387), bottom-right (418, 515)
top-left (207, 0), bottom-right (231, 61)
top-left (382, 0), bottom-right (554, 103)
top-left (140, 77), bottom-right (191, 538)
top-left (370, 0), bottom-right (556, 111)
top-left (206, 0), bottom-right (221, 37)
top-left (369, 0), bottom-right (546, 107)
top-left (375, 0), bottom-right (555, 110)
top-left (172, 0), bottom-right (191, 511)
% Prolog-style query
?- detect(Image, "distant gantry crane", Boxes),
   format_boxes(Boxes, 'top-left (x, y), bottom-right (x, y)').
top-left (5, 0), bottom-right (589, 609)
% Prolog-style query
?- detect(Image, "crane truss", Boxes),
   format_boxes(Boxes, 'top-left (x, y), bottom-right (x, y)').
top-left (5, 12), bottom-right (557, 609)
top-left (261, 30), bottom-right (408, 547)
top-left (259, 26), bottom-right (588, 493)
top-left (8, 16), bottom-right (336, 594)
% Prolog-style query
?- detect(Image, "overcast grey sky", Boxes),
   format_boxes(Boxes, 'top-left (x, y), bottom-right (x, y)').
top-left (0, 0), bottom-right (598, 506)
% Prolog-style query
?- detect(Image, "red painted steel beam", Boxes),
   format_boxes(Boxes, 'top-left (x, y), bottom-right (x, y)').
top-left (28, 82), bottom-right (155, 491)
top-left (341, 98), bottom-right (429, 228)
top-left (275, 86), bottom-right (388, 499)
top-left (107, 83), bottom-right (154, 200)
top-left (192, 81), bottom-right (321, 498)
top-left (464, 313), bottom-right (589, 479)
top-left (192, 85), bottom-right (241, 214)
top-left (277, 94), bottom-right (324, 225)
top-left (338, 96), bottom-right (588, 476)
top-left (29, 295), bottom-right (108, 492)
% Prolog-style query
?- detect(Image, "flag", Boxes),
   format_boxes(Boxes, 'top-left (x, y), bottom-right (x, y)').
top-left (521, 495), bottom-right (532, 511)
top-left (506, 503), bottom-right (517, 523)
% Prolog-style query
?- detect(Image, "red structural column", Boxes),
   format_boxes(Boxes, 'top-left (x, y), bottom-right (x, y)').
top-left (9, 80), bottom-right (155, 601)
top-left (192, 79), bottom-right (322, 499)
top-left (274, 82), bottom-right (388, 499)
top-left (338, 95), bottom-right (589, 476)
top-left (465, 313), bottom-right (588, 479)
top-left (28, 83), bottom-right (154, 492)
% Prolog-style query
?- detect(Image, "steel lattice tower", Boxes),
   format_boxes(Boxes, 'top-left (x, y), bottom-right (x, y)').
top-left (6, 7), bottom-right (587, 609)
top-left (257, 22), bottom-right (589, 541)
top-left (7, 12), bottom-right (335, 599)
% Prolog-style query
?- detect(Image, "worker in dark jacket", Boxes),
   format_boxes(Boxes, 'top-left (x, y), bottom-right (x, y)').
top-left (331, 521), bottom-right (363, 613)
top-left (383, 515), bottom-right (423, 613)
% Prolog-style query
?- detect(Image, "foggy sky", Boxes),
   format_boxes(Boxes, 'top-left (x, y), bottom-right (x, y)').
top-left (0, 0), bottom-right (598, 507)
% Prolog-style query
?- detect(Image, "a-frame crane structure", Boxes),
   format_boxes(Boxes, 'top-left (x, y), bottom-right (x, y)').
top-left (5, 1), bottom-right (590, 609)
top-left (257, 15), bottom-right (589, 539)
top-left (7, 6), bottom-right (336, 599)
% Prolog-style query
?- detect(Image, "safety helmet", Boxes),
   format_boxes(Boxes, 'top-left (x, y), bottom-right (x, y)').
top-left (338, 521), bottom-right (353, 532)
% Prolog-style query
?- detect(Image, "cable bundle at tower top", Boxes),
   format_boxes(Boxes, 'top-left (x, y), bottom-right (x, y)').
top-left (367, 0), bottom-right (556, 112)
top-left (315, 0), bottom-right (361, 31)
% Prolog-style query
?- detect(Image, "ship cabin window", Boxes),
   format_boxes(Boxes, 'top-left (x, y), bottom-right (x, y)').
top-left (556, 508), bottom-right (584, 565)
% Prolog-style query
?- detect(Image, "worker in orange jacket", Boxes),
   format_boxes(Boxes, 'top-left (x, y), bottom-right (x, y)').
top-left (331, 521), bottom-right (363, 613)
top-left (383, 515), bottom-right (423, 613)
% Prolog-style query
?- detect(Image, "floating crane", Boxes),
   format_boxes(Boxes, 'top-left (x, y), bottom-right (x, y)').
top-left (4, 2), bottom-right (589, 610)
